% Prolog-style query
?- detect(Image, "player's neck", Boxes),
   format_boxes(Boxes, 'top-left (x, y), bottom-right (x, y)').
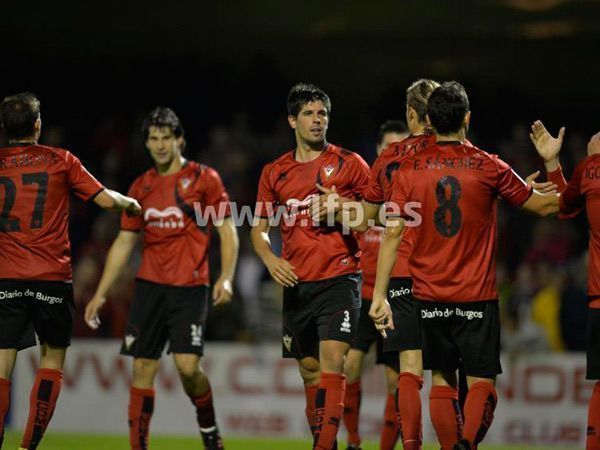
top-left (294, 140), bottom-right (327, 162)
top-left (156, 155), bottom-right (186, 176)
top-left (436, 130), bottom-right (466, 143)
top-left (8, 137), bottom-right (38, 145)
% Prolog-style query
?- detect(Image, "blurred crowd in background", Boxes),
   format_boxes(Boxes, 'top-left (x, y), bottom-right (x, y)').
top-left (2, 108), bottom-right (591, 356)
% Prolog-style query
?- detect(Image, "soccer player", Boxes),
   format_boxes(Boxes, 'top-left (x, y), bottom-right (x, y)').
top-left (343, 120), bottom-right (409, 450)
top-left (370, 82), bottom-right (560, 450)
top-left (0, 92), bottom-right (141, 450)
top-left (529, 121), bottom-right (600, 450)
top-left (84, 107), bottom-right (238, 450)
top-left (251, 83), bottom-right (370, 450)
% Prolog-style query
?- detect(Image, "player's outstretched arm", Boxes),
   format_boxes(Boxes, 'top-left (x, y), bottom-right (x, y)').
top-left (520, 191), bottom-right (560, 217)
top-left (251, 217), bottom-right (298, 287)
top-left (529, 120), bottom-right (565, 172)
top-left (94, 189), bottom-right (141, 216)
top-left (369, 217), bottom-right (404, 337)
top-left (213, 217), bottom-right (239, 306)
top-left (84, 230), bottom-right (139, 329)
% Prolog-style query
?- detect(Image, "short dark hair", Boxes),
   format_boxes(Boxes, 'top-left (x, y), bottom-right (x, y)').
top-left (427, 82), bottom-right (470, 135)
top-left (142, 107), bottom-right (184, 141)
top-left (0, 92), bottom-right (41, 140)
top-left (286, 83), bottom-right (331, 117)
top-left (377, 120), bottom-right (408, 145)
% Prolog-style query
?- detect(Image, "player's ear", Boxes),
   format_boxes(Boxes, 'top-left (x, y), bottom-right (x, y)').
top-left (34, 117), bottom-right (42, 132)
top-left (288, 114), bottom-right (297, 130)
top-left (464, 111), bottom-right (471, 131)
top-left (177, 136), bottom-right (186, 151)
top-left (425, 114), bottom-right (432, 127)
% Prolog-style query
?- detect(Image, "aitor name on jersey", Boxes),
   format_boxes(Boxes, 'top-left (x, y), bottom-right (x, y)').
top-left (0, 152), bottom-right (59, 169)
top-left (413, 156), bottom-right (484, 171)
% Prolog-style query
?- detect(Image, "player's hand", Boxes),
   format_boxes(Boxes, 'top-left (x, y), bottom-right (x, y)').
top-left (588, 132), bottom-right (600, 156)
top-left (525, 171), bottom-right (558, 194)
top-left (311, 184), bottom-right (339, 223)
top-left (213, 276), bottom-right (233, 306)
top-left (529, 120), bottom-right (565, 163)
top-left (125, 197), bottom-right (142, 217)
top-left (265, 254), bottom-right (298, 287)
top-left (84, 295), bottom-right (106, 330)
top-left (369, 298), bottom-right (394, 338)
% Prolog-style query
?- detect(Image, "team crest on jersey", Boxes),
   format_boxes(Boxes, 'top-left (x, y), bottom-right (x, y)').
top-left (180, 177), bottom-right (191, 190)
top-left (283, 334), bottom-right (293, 352)
top-left (323, 164), bottom-right (335, 179)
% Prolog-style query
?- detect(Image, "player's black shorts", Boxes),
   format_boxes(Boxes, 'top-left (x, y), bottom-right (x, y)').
top-left (121, 279), bottom-right (210, 359)
top-left (352, 299), bottom-right (400, 371)
top-left (282, 273), bottom-right (361, 359)
top-left (586, 306), bottom-right (600, 380)
top-left (0, 279), bottom-right (75, 349)
top-left (418, 299), bottom-right (502, 378)
top-left (382, 278), bottom-right (422, 354)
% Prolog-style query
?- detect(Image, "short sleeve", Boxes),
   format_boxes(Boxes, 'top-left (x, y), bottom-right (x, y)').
top-left (560, 158), bottom-right (586, 216)
top-left (388, 168), bottom-right (410, 219)
top-left (363, 158), bottom-right (385, 204)
top-left (255, 163), bottom-right (278, 218)
top-left (347, 153), bottom-right (371, 200)
top-left (120, 181), bottom-right (143, 231)
top-left (65, 152), bottom-right (104, 201)
top-left (495, 156), bottom-right (533, 207)
top-left (202, 167), bottom-right (231, 223)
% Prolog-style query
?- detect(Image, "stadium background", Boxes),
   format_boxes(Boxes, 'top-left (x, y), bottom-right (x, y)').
top-left (2, 1), bottom-right (600, 448)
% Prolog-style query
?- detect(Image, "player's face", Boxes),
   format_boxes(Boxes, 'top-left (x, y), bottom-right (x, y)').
top-left (377, 131), bottom-right (409, 156)
top-left (145, 126), bottom-right (183, 166)
top-left (288, 101), bottom-right (329, 146)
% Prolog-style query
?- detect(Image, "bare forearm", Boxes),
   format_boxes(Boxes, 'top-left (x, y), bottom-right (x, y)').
top-left (218, 222), bottom-right (239, 280)
top-left (372, 231), bottom-right (402, 300)
top-left (251, 228), bottom-right (276, 264)
top-left (95, 189), bottom-right (134, 211)
top-left (94, 238), bottom-right (135, 298)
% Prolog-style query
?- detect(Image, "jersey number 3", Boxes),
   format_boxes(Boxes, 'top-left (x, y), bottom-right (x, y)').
top-left (434, 175), bottom-right (462, 237)
top-left (0, 172), bottom-right (49, 232)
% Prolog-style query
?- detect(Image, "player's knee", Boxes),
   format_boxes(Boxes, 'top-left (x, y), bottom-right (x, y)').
top-left (174, 357), bottom-right (201, 381)
top-left (298, 358), bottom-right (320, 385)
top-left (399, 350), bottom-right (423, 376)
top-left (133, 358), bottom-right (159, 378)
top-left (343, 356), bottom-right (362, 382)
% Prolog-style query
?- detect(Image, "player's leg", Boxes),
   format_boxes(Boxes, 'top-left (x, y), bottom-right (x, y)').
top-left (21, 281), bottom-right (73, 450)
top-left (121, 280), bottom-right (169, 450)
top-left (0, 349), bottom-right (17, 448)
top-left (430, 370), bottom-right (463, 450)
top-left (342, 349), bottom-right (366, 449)
top-left (453, 302), bottom-right (501, 450)
top-left (173, 353), bottom-right (223, 449)
top-left (168, 284), bottom-right (223, 449)
top-left (419, 300), bottom-right (463, 450)
top-left (282, 281), bottom-right (321, 437)
top-left (586, 308), bottom-right (600, 450)
top-left (385, 278), bottom-right (424, 450)
top-left (380, 363), bottom-right (400, 450)
top-left (313, 273), bottom-right (361, 450)
top-left (343, 298), bottom-right (376, 450)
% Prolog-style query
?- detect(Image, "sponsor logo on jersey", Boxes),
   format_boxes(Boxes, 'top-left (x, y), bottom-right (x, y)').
top-left (340, 310), bottom-right (351, 333)
top-left (144, 206), bottom-right (185, 229)
top-left (282, 334), bottom-right (293, 352)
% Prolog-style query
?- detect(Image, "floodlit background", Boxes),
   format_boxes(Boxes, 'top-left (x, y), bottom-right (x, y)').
top-left (2, 1), bottom-right (600, 448)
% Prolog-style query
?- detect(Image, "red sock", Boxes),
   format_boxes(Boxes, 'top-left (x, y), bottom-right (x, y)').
top-left (191, 387), bottom-right (217, 431)
top-left (313, 372), bottom-right (346, 450)
top-left (342, 380), bottom-right (361, 446)
top-left (462, 382), bottom-right (497, 448)
top-left (587, 382), bottom-right (600, 450)
top-left (21, 368), bottom-right (63, 450)
top-left (128, 387), bottom-right (155, 450)
top-left (0, 378), bottom-right (9, 447)
top-left (429, 385), bottom-right (463, 450)
top-left (380, 393), bottom-right (400, 450)
top-left (305, 384), bottom-right (319, 436)
top-left (397, 372), bottom-right (423, 450)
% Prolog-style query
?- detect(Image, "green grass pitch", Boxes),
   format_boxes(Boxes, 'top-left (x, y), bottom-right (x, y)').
top-left (3, 431), bottom-right (578, 450)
